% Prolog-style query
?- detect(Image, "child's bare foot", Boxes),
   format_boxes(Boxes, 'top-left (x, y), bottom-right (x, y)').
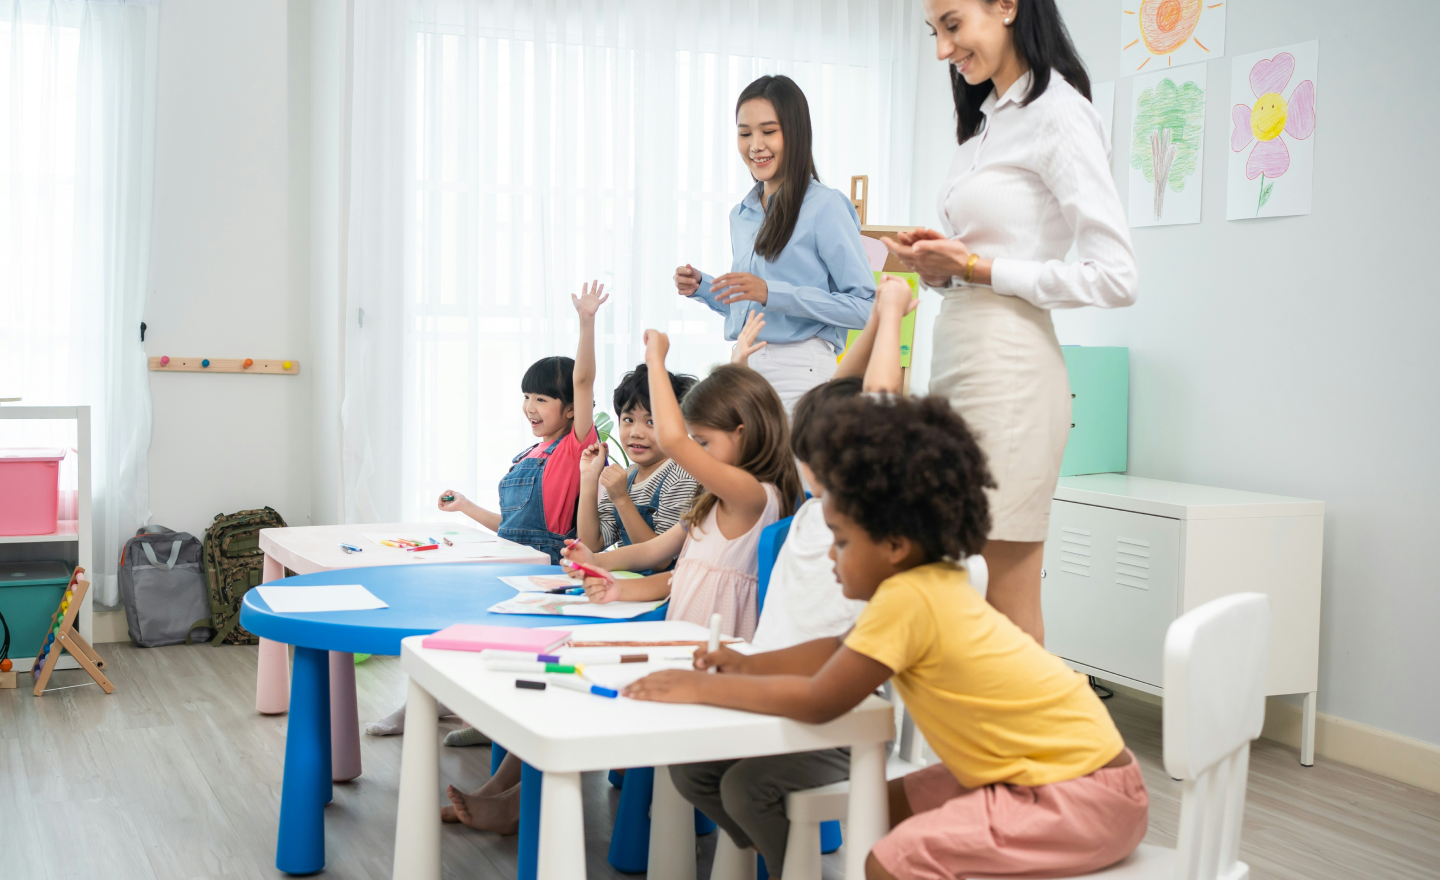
top-left (443, 784), bottom-right (521, 834)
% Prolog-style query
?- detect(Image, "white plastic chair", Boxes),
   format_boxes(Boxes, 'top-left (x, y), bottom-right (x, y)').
top-left (975, 592), bottom-right (1272, 880)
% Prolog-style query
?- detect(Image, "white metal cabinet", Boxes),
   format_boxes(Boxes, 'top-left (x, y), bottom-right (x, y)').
top-left (1041, 474), bottom-right (1323, 765)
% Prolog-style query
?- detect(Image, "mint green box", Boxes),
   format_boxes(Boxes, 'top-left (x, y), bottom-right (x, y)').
top-left (0, 561), bottom-right (72, 665)
top-left (1060, 347), bottom-right (1128, 477)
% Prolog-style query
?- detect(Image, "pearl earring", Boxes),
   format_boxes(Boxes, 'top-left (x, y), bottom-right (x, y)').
top-left (1004, 18), bottom-right (1012, 24)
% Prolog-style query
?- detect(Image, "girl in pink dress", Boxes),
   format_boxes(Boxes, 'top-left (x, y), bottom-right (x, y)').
top-left (564, 329), bottom-right (801, 639)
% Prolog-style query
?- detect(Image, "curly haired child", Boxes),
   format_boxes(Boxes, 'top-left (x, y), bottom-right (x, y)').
top-left (624, 394), bottom-right (1148, 880)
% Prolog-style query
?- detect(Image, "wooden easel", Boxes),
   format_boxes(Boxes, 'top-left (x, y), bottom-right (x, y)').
top-left (32, 567), bottom-right (114, 696)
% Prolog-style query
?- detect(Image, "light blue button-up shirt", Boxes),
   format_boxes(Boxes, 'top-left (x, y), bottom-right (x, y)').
top-left (690, 180), bottom-right (876, 352)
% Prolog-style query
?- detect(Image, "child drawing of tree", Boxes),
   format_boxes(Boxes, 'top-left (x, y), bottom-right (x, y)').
top-left (1130, 76), bottom-right (1205, 219)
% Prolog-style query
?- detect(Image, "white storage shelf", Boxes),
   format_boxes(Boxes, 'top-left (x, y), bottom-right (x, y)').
top-left (1041, 474), bottom-right (1323, 766)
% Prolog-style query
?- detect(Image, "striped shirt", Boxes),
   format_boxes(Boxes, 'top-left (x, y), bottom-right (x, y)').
top-left (597, 459), bottom-right (698, 548)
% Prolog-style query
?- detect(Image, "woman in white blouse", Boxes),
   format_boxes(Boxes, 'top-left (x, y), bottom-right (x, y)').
top-left (885, 0), bottom-right (1137, 646)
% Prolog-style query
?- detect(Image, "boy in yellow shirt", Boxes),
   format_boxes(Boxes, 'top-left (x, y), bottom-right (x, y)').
top-left (624, 394), bottom-right (1148, 880)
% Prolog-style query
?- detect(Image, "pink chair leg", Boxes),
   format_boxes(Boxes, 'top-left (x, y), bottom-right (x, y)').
top-left (255, 553), bottom-right (291, 714)
top-left (330, 651), bottom-right (363, 781)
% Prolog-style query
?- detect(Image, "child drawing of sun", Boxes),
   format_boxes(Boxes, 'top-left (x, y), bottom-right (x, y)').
top-left (1122, 0), bottom-right (1224, 71)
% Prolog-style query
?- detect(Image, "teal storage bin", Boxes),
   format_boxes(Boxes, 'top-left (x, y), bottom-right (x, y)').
top-left (1060, 347), bottom-right (1128, 477)
top-left (0, 561), bottom-right (73, 665)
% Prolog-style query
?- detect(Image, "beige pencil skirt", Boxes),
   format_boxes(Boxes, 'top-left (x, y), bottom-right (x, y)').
top-left (928, 287), bottom-right (1071, 543)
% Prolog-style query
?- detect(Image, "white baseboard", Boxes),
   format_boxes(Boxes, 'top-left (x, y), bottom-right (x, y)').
top-left (1261, 697), bottom-right (1440, 795)
top-left (1097, 676), bottom-right (1440, 795)
top-left (92, 609), bottom-right (129, 644)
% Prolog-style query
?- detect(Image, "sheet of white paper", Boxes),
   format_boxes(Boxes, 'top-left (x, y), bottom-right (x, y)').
top-left (256, 584), bottom-right (388, 614)
top-left (362, 532), bottom-right (443, 548)
top-left (444, 529), bottom-right (499, 543)
top-left (1092, 80), bottom-right (1115, 155)
top-left (1128, 62), bottom-right (1207, 227)
top-left (1119, 0), bottom-right (1225, 73)
top-left (487, 592), bottom-right (667, 619)
top-left (443, 543), bottom-right (534, 559)
top-left (1226, 40), bottom-right (1319, 220)
top-left (499, 574), bottom-right (581, 592)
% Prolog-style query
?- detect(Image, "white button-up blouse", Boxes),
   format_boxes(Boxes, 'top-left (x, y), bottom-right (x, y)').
top-left (937, 69), bottom-right (1138, 310)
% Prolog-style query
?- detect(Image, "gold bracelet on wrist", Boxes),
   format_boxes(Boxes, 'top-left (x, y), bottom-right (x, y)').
top-left (962, 253), bottom-right (980, 284)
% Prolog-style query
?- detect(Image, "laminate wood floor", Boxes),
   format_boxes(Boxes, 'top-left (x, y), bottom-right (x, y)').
top-left (1, 643), bottom-right (1436, 880)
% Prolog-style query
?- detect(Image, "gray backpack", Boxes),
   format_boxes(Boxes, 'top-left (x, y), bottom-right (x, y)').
top-left (119, 526), bottom-right (212, 647)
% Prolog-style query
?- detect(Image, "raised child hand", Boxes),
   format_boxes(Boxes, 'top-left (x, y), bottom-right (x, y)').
top-left (644, 329), bottom-right (670, 362)
top-left (437, 490), bottom-right (467, 511)
top-left (876, 274), bottom-right (920, 316)
top-left (580, 443), bottom-right (607, 482)
top-left (599, 463), bottom-right (629, 499)
top-left (623, 669), bottom-right (705, 703)
top-left (730, 310), bottom-right (767, 365)
top-left (571, 279), bottom-right (610, 319)
top-left (693, 645), bottom-right (750, 674)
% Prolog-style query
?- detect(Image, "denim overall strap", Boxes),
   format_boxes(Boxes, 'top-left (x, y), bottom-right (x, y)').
top-left (497, 435), bottom-right (573, 564)
top-left (617, 465), bottom-right (674, 575)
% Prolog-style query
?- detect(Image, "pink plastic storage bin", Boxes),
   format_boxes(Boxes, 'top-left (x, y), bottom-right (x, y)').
top-left (0, 448), bottom-right (66, 536)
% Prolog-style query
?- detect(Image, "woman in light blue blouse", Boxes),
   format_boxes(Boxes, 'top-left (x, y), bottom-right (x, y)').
top-left (674, 75), bottom-right (876, 412)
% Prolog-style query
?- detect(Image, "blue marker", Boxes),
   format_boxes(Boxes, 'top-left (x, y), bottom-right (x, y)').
top-left (548, 674), bottom-right (618, 699)
top-left (339, 543), bottom-right (364, 554)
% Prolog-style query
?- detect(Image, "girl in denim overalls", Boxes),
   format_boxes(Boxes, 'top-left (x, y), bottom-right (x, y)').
top-left (576, 364), bottom-right (700, 575)
top-left (435, 283), bottom-right (607, 564)
top-left (364, 284), bottom-right (606, 747)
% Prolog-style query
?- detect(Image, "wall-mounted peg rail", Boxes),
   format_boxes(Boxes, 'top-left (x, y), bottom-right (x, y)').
top-left (148, 357), bottom-right (300, 375)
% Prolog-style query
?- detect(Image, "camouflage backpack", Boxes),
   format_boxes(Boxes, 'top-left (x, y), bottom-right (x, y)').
top-left (187, 507), bottom-right (287, 646)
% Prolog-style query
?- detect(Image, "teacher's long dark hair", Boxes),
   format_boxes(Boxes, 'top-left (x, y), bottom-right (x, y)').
top-left (736, 75), bottom-right (819, 261)
top-left (951, 0), bottom-right (1090, 144)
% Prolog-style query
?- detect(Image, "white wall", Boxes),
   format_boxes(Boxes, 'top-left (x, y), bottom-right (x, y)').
top-left (909, 2), bottom-right (1440, 747)
top-left (145, 0), bottom-right (314, 537)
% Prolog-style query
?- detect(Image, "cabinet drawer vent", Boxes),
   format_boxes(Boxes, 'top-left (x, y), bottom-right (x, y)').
top-left (1116, 537), bottom-right (1150, 590)
top-left (1059, 527), bottom-right (1092, 577)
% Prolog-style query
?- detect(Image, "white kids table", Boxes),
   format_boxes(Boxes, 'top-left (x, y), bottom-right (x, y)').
top-left (256, 522), bottom-right (548, 781)
top-left (392, 620), bottom-right (896, 880)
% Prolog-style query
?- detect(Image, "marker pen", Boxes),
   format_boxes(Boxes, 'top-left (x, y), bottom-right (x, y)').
top-left (486, 661), bottom-right (577, 674)
top-left (558, 652), bottom-right (648, 665)
top-left (481, 649), bottom-right (562, 663)
top-left (339, 543), bottom-right (364, 554)
top-left (547, 674), bottom-right (618, 699)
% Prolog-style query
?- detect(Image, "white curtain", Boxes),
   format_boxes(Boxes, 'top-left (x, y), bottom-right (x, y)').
top-left (343, 0), bottom-right (919, 523)
top-left (0, 0), bottom-right (158, 605)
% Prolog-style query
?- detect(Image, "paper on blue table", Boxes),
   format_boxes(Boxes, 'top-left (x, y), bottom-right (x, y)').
top-left (487, 592), bottom-right (666, 619)
top-left (256, 584), bottom-right (389, 613)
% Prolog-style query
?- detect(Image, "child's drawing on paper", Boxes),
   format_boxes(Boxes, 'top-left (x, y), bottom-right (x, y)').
top-left (1128, 65), bottom-right (1207, 227)
top-left (1120, 0), bottom-right (1225, 71)
top-left (1227, 42), bottom-right (1319, 220)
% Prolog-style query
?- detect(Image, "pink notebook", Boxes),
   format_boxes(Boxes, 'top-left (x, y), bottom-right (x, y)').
top-left (421, 624), bottom-right (571, 654)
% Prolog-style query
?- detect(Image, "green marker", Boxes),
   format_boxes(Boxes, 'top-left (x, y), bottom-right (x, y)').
top-left (485, 661), bottom-right (577, 674)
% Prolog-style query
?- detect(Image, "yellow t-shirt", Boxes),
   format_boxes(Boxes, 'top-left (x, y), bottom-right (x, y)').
top-left (844, 562), bottom-right (1124, 789)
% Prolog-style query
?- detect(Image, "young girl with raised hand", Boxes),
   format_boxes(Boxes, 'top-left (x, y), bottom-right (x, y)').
top-left (564, 329), bottom-right (801, 639)
top-left (575, 364), bottom-right (699, 565)
top-left (436, 281), bottom-right (607, 564)
top-left (624, 394), bottom-right (1148, 880)
top-left (667, 276), bottom-right (917, 872)
top-left (365, 283), bottom-right (605, 742)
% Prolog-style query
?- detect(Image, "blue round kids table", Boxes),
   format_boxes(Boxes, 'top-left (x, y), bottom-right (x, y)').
top-left (240, 563), bottom-right (666, 876)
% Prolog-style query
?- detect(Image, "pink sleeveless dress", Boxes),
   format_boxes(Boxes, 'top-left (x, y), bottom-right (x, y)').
top-left (666, 483), bottom-right (781, 640)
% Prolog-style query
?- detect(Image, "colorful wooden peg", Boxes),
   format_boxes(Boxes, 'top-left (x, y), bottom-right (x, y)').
top-left (201, 359), bottom-right (211, 368)
top-left (160, 356), bottom-right (170, 366)
top-left (243, 358), bottom-right (254, 369)
top-left (282, 360), bottom-right (292, 370)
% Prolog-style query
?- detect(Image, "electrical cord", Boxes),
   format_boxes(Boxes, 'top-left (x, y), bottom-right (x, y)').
top-left (1089, 675), bottom-right (1114, 700)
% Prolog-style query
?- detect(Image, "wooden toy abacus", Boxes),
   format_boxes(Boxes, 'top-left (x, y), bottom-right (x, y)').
top-left (31, 567), bottom-right (113, 696)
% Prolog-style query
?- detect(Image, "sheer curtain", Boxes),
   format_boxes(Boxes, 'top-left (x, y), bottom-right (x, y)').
top-left (0, 0), bottom-right (158, 605)
top-left (343, 0), bottom-right (919, 523)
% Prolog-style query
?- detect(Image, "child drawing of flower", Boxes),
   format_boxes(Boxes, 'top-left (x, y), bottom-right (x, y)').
top-left (1231, 52), bottom-right (1316, 215)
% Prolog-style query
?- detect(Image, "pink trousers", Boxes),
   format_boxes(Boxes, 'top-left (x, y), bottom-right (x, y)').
top-left (872, 751), bottom-right (1149, 880)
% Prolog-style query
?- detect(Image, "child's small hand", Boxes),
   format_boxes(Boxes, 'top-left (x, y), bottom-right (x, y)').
top-left (876, 274), bottom-right (919, 316)
top-left (598, 464), bottom-right (629, 499)
top-left (643, 329), bottom-right (670, 362)
top-left (561, 538), bottom-right (595, 567)
top-left (693, 646), bottom-right (750, 674)
top-left (674, 264), bottom-right (701, 297)
top-left (580, 443), bottom-right (607, 482)
top-left (571, 279), bottom-right (610, 319)
top-left (622, 669), bottom-right (706, 703)
top-left (731, 310), bottom-right (767, 365)
top-left (438, 490), bottom-right (467, 511)
top-left (580, 571), bottom-right (622, 604)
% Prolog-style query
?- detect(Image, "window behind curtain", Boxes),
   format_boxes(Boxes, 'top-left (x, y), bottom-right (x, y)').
top-left (401, 0), bottom-right (917, 520)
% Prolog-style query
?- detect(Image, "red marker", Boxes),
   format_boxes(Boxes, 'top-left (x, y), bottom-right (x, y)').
top-left (406, 544), bottom-right (439, 552)
top-left (563, 560), bottom-right (616, 585)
